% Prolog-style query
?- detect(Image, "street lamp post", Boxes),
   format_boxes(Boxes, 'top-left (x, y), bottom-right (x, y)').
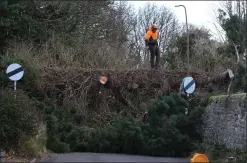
top-left (175, 5), bottom-right (190, 76)
top-left (245, 0), bottom-right (247, 94)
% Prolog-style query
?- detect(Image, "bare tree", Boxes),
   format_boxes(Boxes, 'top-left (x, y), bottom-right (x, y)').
top-left (129, 3), bottom-right (179, 66)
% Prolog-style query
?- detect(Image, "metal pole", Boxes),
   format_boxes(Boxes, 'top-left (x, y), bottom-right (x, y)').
top-left (14, 81), bottom-right (17, 99)
top-left (175, 5), bottom-right (190, 76)
top-left (245, 0), bottom-right (247, 94)
top-left (184, 6), bottom-right (190, 76)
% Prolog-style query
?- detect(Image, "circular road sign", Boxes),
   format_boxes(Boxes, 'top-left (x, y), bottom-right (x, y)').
top-left (6, 63), bottom-right (24, 81)
top-left (182, 76), bottom-right (196, 94)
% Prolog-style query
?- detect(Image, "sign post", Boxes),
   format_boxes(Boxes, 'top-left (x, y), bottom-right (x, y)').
top-left (6, 63), bottom-right (24, 98)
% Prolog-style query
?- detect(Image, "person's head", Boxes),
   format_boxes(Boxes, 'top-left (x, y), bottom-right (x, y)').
top-left (151, 24), bottom-right (158, 32)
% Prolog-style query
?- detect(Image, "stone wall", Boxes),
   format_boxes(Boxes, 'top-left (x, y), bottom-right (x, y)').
top-left (202, 93), bottom-right (246, 151)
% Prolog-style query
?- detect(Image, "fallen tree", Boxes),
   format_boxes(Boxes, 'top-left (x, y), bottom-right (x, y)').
top-left (35, 67), bottom-right (235, 127)
top-left (39, 67), bottom-right (233, 105)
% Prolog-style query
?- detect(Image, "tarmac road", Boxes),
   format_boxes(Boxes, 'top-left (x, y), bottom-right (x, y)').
top-left (40, 153), bottom-right (190, 162)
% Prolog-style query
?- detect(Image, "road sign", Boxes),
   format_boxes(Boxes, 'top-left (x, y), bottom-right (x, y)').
top-left (182, 76), bottom-right (195, 94)
top-left (6, 63), bottom-right (24, 81)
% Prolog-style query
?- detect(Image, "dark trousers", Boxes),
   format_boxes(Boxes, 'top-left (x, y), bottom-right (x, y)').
top-left (149, 45), bottom-right (160, 68)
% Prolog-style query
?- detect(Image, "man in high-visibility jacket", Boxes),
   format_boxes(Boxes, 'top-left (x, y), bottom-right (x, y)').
top-left (145, 24), bottom-right (160, 68)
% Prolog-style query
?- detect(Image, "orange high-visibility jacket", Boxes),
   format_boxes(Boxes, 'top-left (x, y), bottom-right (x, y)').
top-left (145, 29), bottom-right (158, 46)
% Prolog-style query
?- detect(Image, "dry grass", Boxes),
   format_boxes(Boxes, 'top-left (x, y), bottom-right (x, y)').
top-left (5, 41), bottom-right (136, 71)
top-left (5, 39), bottom-right (235, 76)
top-left (165, 38), bottom-right (236, 76)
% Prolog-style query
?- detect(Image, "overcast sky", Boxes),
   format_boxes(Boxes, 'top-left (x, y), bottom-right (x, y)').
top-left (128, 1), bottom-right (224, 41)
